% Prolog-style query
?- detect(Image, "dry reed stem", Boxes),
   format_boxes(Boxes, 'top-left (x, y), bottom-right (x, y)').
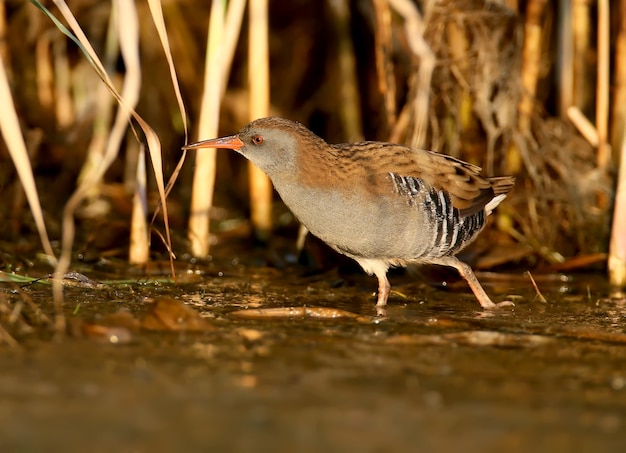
top-left (248, 0), bottom-right (273, 241)
top-left (115, 0), bottom-right (144, 263)
top-left (220, 0), bottom-right (246, 99)
top-left (607, 0), bottom-right (626, 283)
top-left (506, 0), bottom-right (547, 176)
top-left (557, 0), bottom-right (573, 116)
top-left (35, 32), bottom-right (54, 110)
top-left (52, 34), bottom-right (74, 127)
top-left (611, 0), bottom-right (626, 154)
top-left (185, 0), bottom-right (243, 255)
top-left (296, 224), bottom-right (309, 254)
top-left (445, 16), bottom-right (472, 134)
top-left (0, 49), bottom-right (55, 260)
top-left (129, 143), bottom-right (149, 264)
top-left (77, 5), bottom-right (118, 196)
top-left (609, 134), bottom-right (626, 286)
top-left (517, 0), bottom-right (546, 134)
top-left (0, 0), bottom-right (6, 61)
top-left (328, 0), bottom-right (363, 141)
top-left (372, 0), bottom-right (396, 132)
top-left (573, 0), bottom-right (592, 115)
top-left (124, 128), bottom-right (140, 191)
top-left (188, 0), bottom-right (225, 256)
top-left (389, 97), bottom-right (412, 144)
top-left (596, 0), bottom-right (611, 169)
top-left (387, 0), bottom-right (434, 149)
top-left (78, 82), bottom-right (115, 191)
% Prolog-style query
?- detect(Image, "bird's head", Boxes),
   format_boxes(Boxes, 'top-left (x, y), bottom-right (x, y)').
top-left (183, 117), bottom-right (325, 179)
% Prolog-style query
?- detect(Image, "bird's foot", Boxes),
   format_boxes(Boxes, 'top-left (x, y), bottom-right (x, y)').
top-left (481, 300), bottom-right (515, 310)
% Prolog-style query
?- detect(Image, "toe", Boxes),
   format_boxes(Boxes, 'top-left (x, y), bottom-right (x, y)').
top-left (496, 300), bottom-right (515, 308)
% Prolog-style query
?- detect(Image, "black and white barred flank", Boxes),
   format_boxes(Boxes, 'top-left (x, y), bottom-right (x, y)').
top-left (389, 172), bottom-right (487, 258)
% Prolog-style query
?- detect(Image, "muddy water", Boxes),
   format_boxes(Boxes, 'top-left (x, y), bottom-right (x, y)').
top-left (2, 264), bottom-right (626, 452)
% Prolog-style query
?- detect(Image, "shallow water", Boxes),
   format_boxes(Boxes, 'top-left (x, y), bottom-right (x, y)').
top-left (2, 261), bottom-right (626, 452)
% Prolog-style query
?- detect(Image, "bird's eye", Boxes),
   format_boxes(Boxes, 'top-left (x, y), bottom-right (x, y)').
top-left (251, 135), bottom-right (264, 145)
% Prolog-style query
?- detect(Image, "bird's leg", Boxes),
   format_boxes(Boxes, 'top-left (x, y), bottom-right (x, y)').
top-left (374, 271), bottom-right (391, 316)
top-left (355, 259), bottom-right (391, 315)
top-left (432, 256), bottom-right (513, 309)
top-left (375, 271), bottom-right (391, 307)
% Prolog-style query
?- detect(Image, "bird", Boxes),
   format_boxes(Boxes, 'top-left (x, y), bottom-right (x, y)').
top-left (183, 117), bottom-right (515, 312)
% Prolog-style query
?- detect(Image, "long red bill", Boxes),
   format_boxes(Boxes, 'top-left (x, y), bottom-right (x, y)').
top-left (182, 135), bottom-right (244, 151)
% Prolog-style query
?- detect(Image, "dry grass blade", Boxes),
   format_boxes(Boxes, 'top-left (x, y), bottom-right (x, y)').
top-left (146, 0), bottom-right (188, 142)
top-left (144, 0), bottom-right (192, 216)
top-left (31, 0), bottom-right (175, 331)
top-left (145, 0), bottom-right (195, 238)
top-left (0, 55), bottom-right (56, 262)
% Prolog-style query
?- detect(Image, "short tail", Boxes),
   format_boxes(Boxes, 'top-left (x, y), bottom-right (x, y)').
top-left (485, 176), bottom-right (515, 214)
top-left (489, 176), bottom-right (515, 196)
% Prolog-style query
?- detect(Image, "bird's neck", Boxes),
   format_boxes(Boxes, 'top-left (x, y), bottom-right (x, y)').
top-left (292, 144), bottom-right (357, 191)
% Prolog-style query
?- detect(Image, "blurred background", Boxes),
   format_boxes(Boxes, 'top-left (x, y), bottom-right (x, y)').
top-left (0, 0), bottom-right (623, 279)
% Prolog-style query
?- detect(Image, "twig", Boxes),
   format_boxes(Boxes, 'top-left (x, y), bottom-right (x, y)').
top-left (567, 106), bottom-right (599, 147)
top-left (525, 271), bottom-right (547, 303)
